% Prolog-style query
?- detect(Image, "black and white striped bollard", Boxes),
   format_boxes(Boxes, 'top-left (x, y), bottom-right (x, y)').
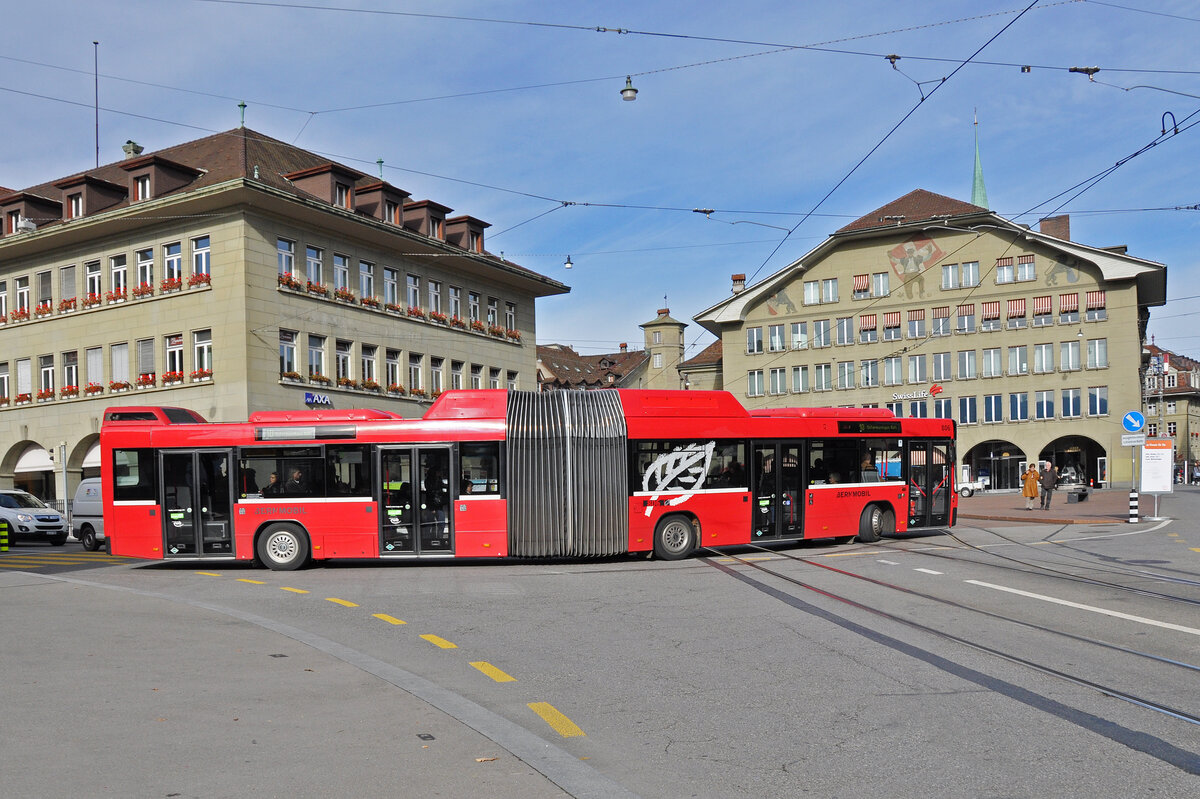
top-left (1128, 490), bottom-right (1139, 523)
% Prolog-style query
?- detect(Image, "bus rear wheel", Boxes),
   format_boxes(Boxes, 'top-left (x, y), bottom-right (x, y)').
top-left (257, 524), bottom-right (310, 571)
top-left (654, 515), bottom-right (696, 560)
top-left (856, 505), bottom-right (894, 544)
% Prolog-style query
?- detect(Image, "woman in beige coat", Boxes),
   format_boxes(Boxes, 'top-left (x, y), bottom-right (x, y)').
top-left (1021, 464), bottom-right (1040, 510)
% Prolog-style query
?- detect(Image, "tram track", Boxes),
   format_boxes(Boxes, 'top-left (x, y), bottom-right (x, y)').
top-left (870, 530), bottom-right (1200, 608)
top-left (701, 543), bottom-right (1200, 774)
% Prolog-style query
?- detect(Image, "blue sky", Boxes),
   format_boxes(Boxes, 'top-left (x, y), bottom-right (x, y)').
top-left (3, 1), bottom-right (1198, 360)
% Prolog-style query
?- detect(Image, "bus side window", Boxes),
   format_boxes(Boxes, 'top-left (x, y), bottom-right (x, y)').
top-left (112, 449), bottom-right (158, 501)
top-left (460, 442), bottom-right (501, 495)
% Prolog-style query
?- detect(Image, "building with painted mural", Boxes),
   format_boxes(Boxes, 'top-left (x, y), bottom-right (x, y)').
top-left (0, 128), bottom-right (567, 504)
top-left (693, 189), bottom-right (1166, 490)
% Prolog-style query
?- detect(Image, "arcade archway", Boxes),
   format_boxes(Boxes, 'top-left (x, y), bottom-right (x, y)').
top-left (961, 440), bottom-right (1026, 491)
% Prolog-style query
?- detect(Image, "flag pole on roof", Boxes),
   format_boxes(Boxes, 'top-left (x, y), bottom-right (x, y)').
top-left (972, 109), bottom-right (989, 209)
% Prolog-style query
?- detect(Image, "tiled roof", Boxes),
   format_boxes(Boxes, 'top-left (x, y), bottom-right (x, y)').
top-left (537, 344), bottom-right (648, 388)
top-left (680, 339), bottom-right (722, 368)
top-left (837, 189), bottom-right (987, 234)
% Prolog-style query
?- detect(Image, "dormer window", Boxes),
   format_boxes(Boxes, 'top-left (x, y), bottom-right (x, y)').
top-left (469, 230), bottom-right (481, 252)
top-left (68, 193), bottom-right (83, 219)
top-left (430, 217), bottom-right (442, 238)
top-left (335, 183), bottom-right (350, 209)
top-left (134, 175), bottom-right (151, 201)
top-left (5, 210), bottom-right (19, 234)
top-left (385, 200), bottom-right (400, 224)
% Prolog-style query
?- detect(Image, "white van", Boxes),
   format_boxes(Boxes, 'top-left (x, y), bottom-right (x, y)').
top-left (71, 478), bottom-right (105, 551)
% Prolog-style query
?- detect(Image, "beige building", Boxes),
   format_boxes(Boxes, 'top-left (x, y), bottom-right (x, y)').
top-left (0, 128), bottom-right (567, 502)
top-left (1143, 343), bottom-right (1200, 482)
top-left (694, 190), bottom-right (1167, 489)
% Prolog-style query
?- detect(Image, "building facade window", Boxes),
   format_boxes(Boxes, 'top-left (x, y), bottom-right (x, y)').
top-left (957, 350), bottom-right (977, 380)
top-left (471, 364), bottom-right (483, 389)
top-left (814, 364), bottom-right (832, 392)
top-left (837, 361), bottom-right (855, 390)
top-left (429, 356), bottom-right (443, 394)
top-left (335, 340), bottom-right (352, 381)
top-left (307, 334), bottom-right (325, 377)
top-left (306, 247), bottom-right (324, 285)
top-left (883, 356), bottom-right (902, 386)
top-left (164, 335), bottom-right (183, 376)
top-left (62, 350), bottom-right (78, 390)
top-left (859, 314), bottom-right (877, 343)
top-left (85, 262), bottom-right (101, 297)
top-left (163, 243), bottom-right (182, 282)
top-left (489, 368), bottom-right (501, 390)
top-left (961, 261), bottom-right (980, 287)
top-left (1032, 295), bottom-right (1052, 327)
top-left (956, 304), bottom-right (976, 334)
top-left (1010, 392), bottom-right (1029, 421)
top-left (813, 320), bottom-right (831, 348)
top-left (934, 398), bottom-right (953, 418)
top-left (860, 360), bottom-right (878, 387)
top-left (959, 396), bottom-right (977, 425)
top-left (409, 353), bottom-right (424, 391)
top-left (386, 349), bottom-right (401, 388)
top-left (1088, 386), bottom-right (1108, 416)
top-left (277, 238), bottom-right (294, 276)
top-left (193, 330), bottom-right (212, 373)
top-left (746, 327), bottom-right (763, 354)
top-left (981, 348), bottom-right (1002, 378)
top-left (767, 324), bottom-right (785, 352)
top-left (983, 393), bottom-right (1002, 423)
top-left (909, 401), bottom-right (927, 418)
top-left (428, 280), bottom-right (442, 314)
top-left (908, 354), bottom-right (926, 384)
top-left (505, 302), bottom-right (517, 331)
top-left (468, 291), bottom-right (481, 322)
top-left (134, 175), bottom-right (151, 202)
top-left (941, 263), bottom-right (959, 290)
top-left (1017, 255), bottom-right (1036, 281)
top-left (359, 261), bottom-right (375, 299)
top-left (791, 321), bottom-right (808, 349)
top-left (1033, 343), bottom-right (1053, 374)
top-left (136, 249), bottom-right (154, 288)
top-left (334, 254), bottom-right (351, 291)
top-left (1086, 338), bottom-right (1108, 369)
top-left (451, 361), bottom-right (464, 390)
top-left (887, 401), bottom-right (903, 418)
top-left (932, 352), bottom-right (951, 381)
top-left (995, 257), bottom-right (1014, 284)
top-left (192, 236), bottom-right (211, 277)
top-left (383, 268), bottom-right (399, 306)
top-left (110, 256), bottom-right (127, 296)
top-left (770, 367), bottom-right (788, 395)
top-left (1062, 388), bottom-right (1081, 418)
top-left (907, 310), bottom-right (926, 339)
top-left (747, 370), bottom-right (764, 397)
top-left (1035, 390), bottom-right (1054, 420)
top-left (872, 271), bottom-right (890, 297)
top-left (836, 317), bottom-right (853, 346)
top-left (791, 365), bottom-right (809, 393)
top-left (1060, 340), bottom-right (1081, 371)
top-left (1008, 345), bottom-right (1028, 376)
top-left (449, 286), bottom-right (462, 319)
top-left (361, 345), bottom-right (377, 384)
top-left (1059, 292), bottom-right (1079, 324)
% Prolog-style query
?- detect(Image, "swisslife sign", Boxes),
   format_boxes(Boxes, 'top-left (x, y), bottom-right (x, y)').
top-left (891, 383), bottom-right (944, 402)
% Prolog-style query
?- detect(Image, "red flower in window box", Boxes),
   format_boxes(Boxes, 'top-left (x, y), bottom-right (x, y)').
top-left (387, 383), bottom-right (406, 395)
top-left (58, 297), bottom-right (77, 312)
top-left (469, 319), bottom-right (485, 332)
top-left (334, 287), bottom-right (356, 302)
top-left (15, 392), bottom-right (32, 404)
top-left (277, 273), bottom-right (302, 290)
top-left (488, 324), bottom-right (507, 338)
top-left (409, 386), bottom-right (427, 397)
top-left (136, 374), bottom-right (157, 388)
top-left (109, 380), bottom-right (131, 392)
top-left (506, 328), bottom-right (521, 341)
top-left (60, 385), bottom-right (80, 398)
top-left (36, 388), bottom-right (56, 401)
top-left (337, 377), bottom-right (359, 389)
top-left (84, 383), bottom-right (105, 395)
top-left (190, 368), bottom-right (213, 381)
top-left (162, 371), bottom-right (185, 384)
top-left (361, 379), bottom-right (381, 392)
top-left (9, 308), bottom-right (30, 322)
top-left (309, 373), bottom-right (331, 385)
top-left (132, 283), bottom-right (154, 299)
top-left (160, 277), bottom-right (182, 292)
top-left (449, 316), bottom-right (467, 329)
top-left (360, 296), bottom-right (381, 309)
top-left (35, 302), bottom-right (53, 317)
top-left (429, 310), bottom-right (448, 324)
top-left (82, 293), bottom-right (102, 308)
top-left (105, 288), bottom-right (127, 303)
top-left (188, 273), bottom-right (212, 287)
top-left (306, 281), bottom-right (329, 297)
top-left (406, 306), bottom-right (427, 319)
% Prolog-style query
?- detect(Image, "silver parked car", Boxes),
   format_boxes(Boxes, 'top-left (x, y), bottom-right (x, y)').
top-left (0, 490), bottom-right (68, 546)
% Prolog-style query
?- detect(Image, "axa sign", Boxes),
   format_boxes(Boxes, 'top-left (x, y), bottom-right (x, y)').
top-left (304, 392), bottom-right (333, 407)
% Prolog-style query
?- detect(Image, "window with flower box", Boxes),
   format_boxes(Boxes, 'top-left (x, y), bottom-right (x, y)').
top-left (164, 243), bottom-right (182, 283)
top-left (407, 275), bottom-right (421, 309)
top-left (0, 362), bottom-right (8, 400)
top-left (383, 268), bottom-right (399, 307)
top-left (111, 343), bottom-right (129, 386)
top-left (306, 335), bottom-right (325, 378)
top-left (61, 351), bottom-right (78, 393)
top-left (193, 330), bottom-right (211, 375)
top-left (428, 280), bottom-right (442, 314)
top-left (0, 280), bottom-right (7, 319)
top-left (277, 239), bottom-right (294, 276)
top-left (192, 236), bottom-right (211, 277)
top-left (409, 353), bottom-right (424, 392)
top-left (360, 261), bottom-right (375, 299)
top-left (505, 302), bottom-right (517, 332)
top-left (15, 276), bottom-right (30, 313)
top-left (110, 256), bottom-right (127, 298)
top-left (137, 339), bottom-right (155, 383)
top-left (333, 254), bottom-right (350, 291)
top-left (84, 261), bottom-right (101, 298)
top-left (279, 330), bottom-right (297, 375)
top-left (86, 347), bottom-right (102, 387)
top-left (59, 265), bottom-right (76, 302)
top-left (487, 298), bottom-right (498, 326)
top-left (163, 335), bottom-right (183, 379)
top-left (39, 355), bottom-right (55, 396)
top-left (336, 340), bottom-right (352, 382)
top-left (362, 345), bottom-right (378, 385)
top-left (449, 286), bottom-right (462, 320)
top-left (386, 349), bottom-right (401, 389)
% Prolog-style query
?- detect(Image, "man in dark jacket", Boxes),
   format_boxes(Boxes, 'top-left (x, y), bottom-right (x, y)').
top-left (1038, 462), bottom-right (1058, 510)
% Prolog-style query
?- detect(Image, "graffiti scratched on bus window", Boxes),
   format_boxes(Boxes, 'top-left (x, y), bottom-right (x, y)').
top-left (642, 442), bottom-right (715, 516)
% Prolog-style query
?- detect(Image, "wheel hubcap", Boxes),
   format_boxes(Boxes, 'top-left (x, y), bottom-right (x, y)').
top-left (267, 534), bottom-right (297, 562)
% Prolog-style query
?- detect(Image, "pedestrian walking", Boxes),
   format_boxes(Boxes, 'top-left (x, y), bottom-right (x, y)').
top-left (1021, 464), bottom-right (1040, 510)
top-left (1038, 462), bottom-right (1058, 510)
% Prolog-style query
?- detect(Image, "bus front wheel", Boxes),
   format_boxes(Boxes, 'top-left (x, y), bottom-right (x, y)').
top-left (257, 524), bottom-right (310, 571)
top-left (856, 505), bottom-right (894, 544)
top-left (654, 515), bottom-right (696, 560)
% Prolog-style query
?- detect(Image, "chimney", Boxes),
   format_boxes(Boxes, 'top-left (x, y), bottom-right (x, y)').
top-left (122, 140), bottom-right (144, 159)
top-left (619, 343), bottom-right (628, 353)
top-left (657, 308), bottom-right (669, 316)
top-left (731, 273), bottom-right (746, 294)
top-left (1039, 214), bottom-right (1070, 241)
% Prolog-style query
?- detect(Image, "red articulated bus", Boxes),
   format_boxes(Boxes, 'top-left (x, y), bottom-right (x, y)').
top-left (99, 389), bottom-right (957, 570)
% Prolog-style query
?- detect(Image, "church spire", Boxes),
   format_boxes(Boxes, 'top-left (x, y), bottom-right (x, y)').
top-left (972, 110), bottom-right (989, 209)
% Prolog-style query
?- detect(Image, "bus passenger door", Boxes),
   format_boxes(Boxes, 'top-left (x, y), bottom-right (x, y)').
top-left (161, 450), bottom-right (235, 557)
top-left (906, 441), bottom-right (951, 529)
top-left (752, 444), bottom-right (803, 539)
top-left (379, 446), bottom-right (453, 555)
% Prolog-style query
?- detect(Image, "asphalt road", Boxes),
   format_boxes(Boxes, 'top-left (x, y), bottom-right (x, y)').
top-left (2, 492), bottom-right (1198, 798)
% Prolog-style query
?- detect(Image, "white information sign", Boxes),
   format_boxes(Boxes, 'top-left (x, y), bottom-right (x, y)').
top-left (1139, 438), bottom-right (1174, 494)
top-left (1121, 434), bottom-right (1145, 447)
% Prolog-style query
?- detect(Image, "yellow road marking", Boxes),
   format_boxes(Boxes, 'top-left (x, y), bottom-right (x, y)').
top-left (471, 661), bottom-right (516, 683)
top-left (280, 586), bottom-right (309, 594)
top-left (420, 634), bottom-right (457, 649)
top-left (373, 613), bottom-right (406, 625)
top-left (237, 578), bottom-right (266, 584)
top-left (195, 571), bottom-right (222, 577)
top-left (528, 702), bottom-right (585, 737)
top-left (1191, 548), bottom-right (1200, 553)
top-left (325, 597), bottom-right (358, 607)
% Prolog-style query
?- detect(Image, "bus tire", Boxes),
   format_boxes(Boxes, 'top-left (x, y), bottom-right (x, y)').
top-left (857, 504), bottom-right (893, 544)
top-left (654, 514), bottom-right (696, 560)
top-left (257, 524), bottom-right (309, 571)
top-left (79, 524), bottom-right (99, 552)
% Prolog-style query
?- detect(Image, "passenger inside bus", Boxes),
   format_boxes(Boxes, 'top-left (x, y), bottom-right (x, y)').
top-left (284, 468), bottom-right (307, 495)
